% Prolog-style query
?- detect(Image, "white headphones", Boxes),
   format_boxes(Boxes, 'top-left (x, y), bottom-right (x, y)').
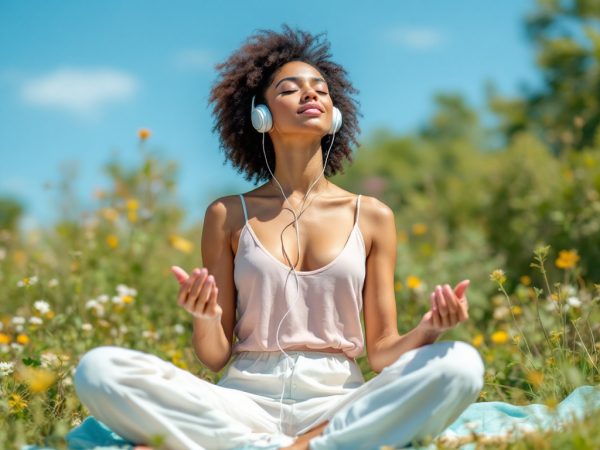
top-left (250, 92), bottom-right (341, 436)
top-left (251, 95), bottom-right (342, 134)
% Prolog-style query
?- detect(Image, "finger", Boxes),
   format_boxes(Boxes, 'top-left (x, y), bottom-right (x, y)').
top-left (186, 270), bottom-right (208, 309)
top-left (443, 284), bottom-right (459, 314)
top-left (170, 266), bottom-right (189, 284)
top-left (435, 286), bottom-right (450, 328)
top-left (432, 292), bottom-right (442, 329)
top-left (205, 285), bottom-right (219, 315)
top-left (179, 269), bottom-right (201, 305)
top-left (193, 274), bottom-right (214, 314)
top-left (454, 279), bottom-right (470, 299)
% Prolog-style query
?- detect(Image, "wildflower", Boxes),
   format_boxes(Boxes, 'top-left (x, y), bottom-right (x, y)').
top-left (512, 334), bottom-right (521, 345)
top-left (493, 305), bottom-right (510, 320)
top-left (28, 317), bottom-right (43, 325)
top-left (81, 323), bottom-right (93, 331)
top-left (11, 316), bottom-right (26, 325)
top-left (490, 330), bottom-right (509, 344)
top-left (471, 334), bottom-right (484, 347)
top-left (106, 234), bottom-right (119, 249)
top-left (138, 128), bottom-right (151, 140)
top-left (0, 361), bottom-right (15, 376)
top-left (8, 393), bottom-right (27, 413)
top-left (97, 294), bottom-right (109, 303)
top-left (16, 366), bottom-right (57, 393)
top-left (411, 223), bottom-right (428, 235)
top-left (489, 269), bottom-right (506, 285)
top-left (111, 296), bottom-right (124, 305)
top-left (116, 284), bottom-right (137, 297)
top-left (173, 324), bottom-right (185, 335)
top-left (511, 305), bottom-right (522, 315)
top-left (101, 208), bottom-right (119, 222)
top-left (33, 300), bottom-right (51, 315)
top-left (40, 352), bottom-right (59, 368)
top-left (142, 330), bottom-right (160, 340)
top-left (555, 250), bottom-right (580, 269)
top-left (550, 330), bottom-right (563, 344)
top-left (168, 235), bottom-right (194, 254)
top-left (17, 275), bottom-right (38, 287)
top-left (16, 334), bottom-right (30, 345)
top-left (0, 333), bottom-right (11, 344)
top-left (520, 275), bottom-right (531, 286)
top-left (48, 278), bottom-right (59, 287)
top-left (567, 296), bottom-right (582, 308)
top-left (406, 275), bottom-right (421, 290)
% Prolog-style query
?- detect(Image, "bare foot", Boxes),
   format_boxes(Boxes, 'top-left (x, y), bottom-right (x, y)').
top-left (280, 420), bottom-right (329, 450)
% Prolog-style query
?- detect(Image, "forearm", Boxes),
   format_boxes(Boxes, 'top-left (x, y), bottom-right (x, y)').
top-left (191, 317), bottom-right (231, 372)
top-left (370, 325), bottom-right (443, 373)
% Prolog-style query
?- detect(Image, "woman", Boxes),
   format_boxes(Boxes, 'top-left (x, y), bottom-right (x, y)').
top-left (74, 25), bottom-right (484, 450)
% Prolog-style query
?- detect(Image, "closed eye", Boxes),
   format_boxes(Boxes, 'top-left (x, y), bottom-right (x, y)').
top-left (281, 90), bottom-right (329, 95)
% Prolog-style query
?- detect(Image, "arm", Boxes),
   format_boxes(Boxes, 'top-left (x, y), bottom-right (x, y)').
top-left (363, 198), bottom-right (443, 374)
top-left (191, 197), bottom-right (237, 373)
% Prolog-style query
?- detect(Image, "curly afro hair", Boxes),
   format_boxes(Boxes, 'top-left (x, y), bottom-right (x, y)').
top-left (208, 24), bottom-right (362, 185)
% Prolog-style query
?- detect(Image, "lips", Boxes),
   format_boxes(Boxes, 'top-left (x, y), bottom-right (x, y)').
top-left (297, 102), bottom-right (324, 114)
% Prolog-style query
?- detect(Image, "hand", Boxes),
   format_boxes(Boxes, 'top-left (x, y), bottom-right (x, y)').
top-left (418, 280), bottom-right (470, 334)
top-left (170, 266), bottom-right (222, 321)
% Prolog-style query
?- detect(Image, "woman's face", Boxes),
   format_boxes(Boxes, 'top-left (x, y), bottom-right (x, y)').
top-left (263, 61), bottom-right (333, 137)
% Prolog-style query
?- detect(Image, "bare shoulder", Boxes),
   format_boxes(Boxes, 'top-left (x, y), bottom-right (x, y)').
top-left (357, 195), bottom-right (396, 256)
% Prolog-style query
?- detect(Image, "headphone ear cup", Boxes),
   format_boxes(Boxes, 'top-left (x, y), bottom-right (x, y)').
top-left (251, 104), bottom-right (273, 133)
top-left (329, 106), bottom-right (342, 134)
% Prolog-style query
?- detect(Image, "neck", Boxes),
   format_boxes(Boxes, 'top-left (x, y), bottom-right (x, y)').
top-left (268, 134), bottom-right (330, 200)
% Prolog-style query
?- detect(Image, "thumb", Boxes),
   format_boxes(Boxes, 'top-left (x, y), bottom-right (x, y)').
top-left (170, 266), bottom-right (189, 284)
top-left (454, 279), bottom-right (470, 299)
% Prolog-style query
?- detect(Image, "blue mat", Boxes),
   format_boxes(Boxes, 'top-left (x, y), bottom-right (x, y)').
top-left (21, 385), bottom-right (600, 450)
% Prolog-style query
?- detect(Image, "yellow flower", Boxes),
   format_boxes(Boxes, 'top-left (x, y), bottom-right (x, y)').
top-left (471, 334), bottom-right (484, 347)
top-left (490, 330), bottom-right (509, 344)
top-left (412, 223), bottom-right (428, 236)
top-left (45, 311), bottom-right (55, 320)
top-left (478, 390), bottom-right (487, 400)
top-left (138, 128), bottom-right (151, 140)
top-left (121, 295), bottom-right (135, 304)
top-left (16, 366), bottom-right (57, 393)
top-left (127, 210), bottom-right (138, 223)
top-left (512, 334), bottom-right (521, 345)
top-left (489, 269), bottom-right (506, 285)
top-left (8, 393), bottom-right (28, 413)
top-left (0, 332), bottom-right (11, 344)
top-left (550, 330), bottom-right (563, 344)
top-left (511, 305), bottom-right (522, 316)
top-left (16, 334), bottom-right (30, 345)
top-left (126, 198), bottom-right (139, 211)
top-left (168, 235), bottom-right (194, 254)
top-left (406, 275), bottom-right (421, 290)
top-left (555, 250), bottom-right (580, 269)
top-left (520, 275), bottom-right (531, 286)
top-left (106, 234), bottom-right (119, 249)
top-left (526, 370), bottom-right (544, 388)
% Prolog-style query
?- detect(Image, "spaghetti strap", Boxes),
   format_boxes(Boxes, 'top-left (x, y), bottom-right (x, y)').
top-left (355, 194), bottom-right (361, 225)
top-left (239, 194), bottom-right (248, 224)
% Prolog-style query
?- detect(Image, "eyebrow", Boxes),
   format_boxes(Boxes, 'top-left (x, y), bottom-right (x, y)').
top-left (274, 76), bottom-right (327, 89)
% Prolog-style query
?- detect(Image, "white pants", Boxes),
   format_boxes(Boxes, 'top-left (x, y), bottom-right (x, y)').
top-left (74, 340), bottom-right (484, 450)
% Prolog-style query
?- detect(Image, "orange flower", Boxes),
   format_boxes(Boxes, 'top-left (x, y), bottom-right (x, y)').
top-left (490, 330), bottom-right (508, 344)
top-left (0, 332), bottom-right (11, 344)
top-left (106, 234), bottom-right (119, 249)
top-left (411, 223), bottom-right (428, 235)
top-left (138, 128), bottom-right (151, 140)
top-left (555, 250), bottom-right (580, 269)
top-left (16, 334), bottom-right (30, 345)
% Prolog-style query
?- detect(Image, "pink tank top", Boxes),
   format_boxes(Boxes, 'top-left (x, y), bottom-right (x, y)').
top-left (232, 194), bottom-right (366, 359)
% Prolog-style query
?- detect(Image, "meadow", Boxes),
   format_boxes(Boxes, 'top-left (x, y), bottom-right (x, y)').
top-left (2, 128), bottom-right (600, 450)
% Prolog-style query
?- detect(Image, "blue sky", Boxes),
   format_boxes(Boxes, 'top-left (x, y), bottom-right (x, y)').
top-left (0, 0), bottom-right (540, 230)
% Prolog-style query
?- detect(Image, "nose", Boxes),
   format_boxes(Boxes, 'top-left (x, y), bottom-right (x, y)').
top-left (302, 85), bottom-right (319, 102)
